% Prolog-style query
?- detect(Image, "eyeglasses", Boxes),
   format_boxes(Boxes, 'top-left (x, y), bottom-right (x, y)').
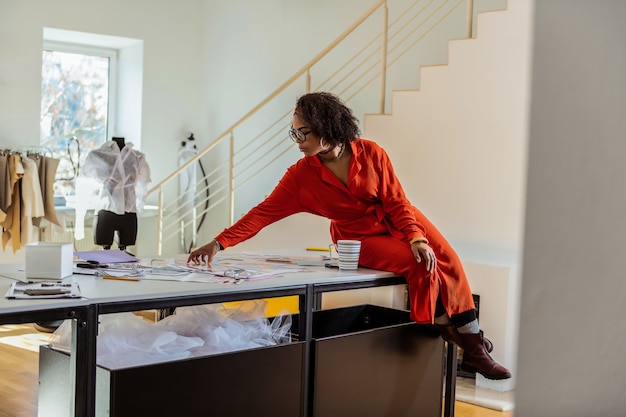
top-left (288, 127), bottom-right (312, 143)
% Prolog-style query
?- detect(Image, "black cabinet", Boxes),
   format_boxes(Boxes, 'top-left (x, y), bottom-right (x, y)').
top-left (39, 341), bottom-right (304, 417)
top-left (40, 304), bottom-right (444, 417)
top-left (296, 304), bottom-right (445, 417)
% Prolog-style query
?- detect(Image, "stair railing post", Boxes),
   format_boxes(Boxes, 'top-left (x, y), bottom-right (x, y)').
top-left (379, 0), bottom-right (389, 114)
top-left (191, 200), bottom-right (197, 251)
top-left (228, 131), bottom-right (235, 225)
top-left (306, 69), bottom-right (311, 93)
top-left (466, 0), bottom-right (474, 38)
top-left (157, 188), bottom-right (163, 256)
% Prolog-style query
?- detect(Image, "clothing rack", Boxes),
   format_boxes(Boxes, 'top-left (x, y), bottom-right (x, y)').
top-left (0, 149), bottom-right (61, 253)
top-left (0, 146), bottom-right (53, 157)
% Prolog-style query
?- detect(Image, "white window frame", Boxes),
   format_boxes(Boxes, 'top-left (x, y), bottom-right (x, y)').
top-left (41, 40), bottom-right (119, 145)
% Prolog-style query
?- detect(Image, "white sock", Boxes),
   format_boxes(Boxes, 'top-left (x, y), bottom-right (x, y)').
top-left (457, 319), bottom-right (480, 334)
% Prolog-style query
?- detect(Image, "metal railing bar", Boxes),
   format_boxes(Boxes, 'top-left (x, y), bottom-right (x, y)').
top-left (160, 193), bottom-right (229, 244)
top-left (323, 44), bottom-right (381, 95)
top-left (466, 0), bottom-right (474, 38)
top-left (386, 0), bottom-right (452, 59)
top-left (232, 144), bottom-right (294, 193)
top-left (387, 0), bottom-right (464, 68)
top-left (233, 136), bottom-right (292, 184)
top-left (163, 174), bottom-right (226, 219)
top-left (230, 1), bottom-right (438, 184)
top-left (148, 0), bottom-right (385, 197)
top-left (233, 121), bottom-right (290, 172)
top-left (237, 109), bottom-right (292, 155)
top-left (380, 1), bottom-right (389, 113)
top-left (163, 185), bottom-right (225, 228)
top-left (387, 0), bottom-right (434, 44)
top-left (234, 120), bottom-right (291, 171)
top-left (149, 132), bottom-right (229, 194)
top-left (316, 37), bottom-right (381, 93)
top-left (325, 52), bottom-right (382, 100)
top-left (329, 0), bottom-right (461, 105)
top-left (314, 0), bottom-right (434, 97)
top-left (157, 190), bottom-right (164, 255)
top-left (196, 158), bottom-right (229, 181)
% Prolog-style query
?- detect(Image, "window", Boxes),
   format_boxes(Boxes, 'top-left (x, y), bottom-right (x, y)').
top-left (40, 28), bottom-right (143, 199)
top-left (40, 41), bottom-right (117, 197)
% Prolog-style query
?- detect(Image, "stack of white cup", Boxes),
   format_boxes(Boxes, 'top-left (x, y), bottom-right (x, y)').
top-left (330, 240), bottom-right (361, 270)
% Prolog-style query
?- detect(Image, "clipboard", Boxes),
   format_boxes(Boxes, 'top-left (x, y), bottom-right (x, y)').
top-left (5, 281), bottom-right (81, 299)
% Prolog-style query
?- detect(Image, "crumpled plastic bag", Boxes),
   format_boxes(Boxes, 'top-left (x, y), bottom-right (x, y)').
top-left (158, 300), bottom-right (292, 357)
top-left (50, 312), bottom-right (204, 369)
top-left (49, 300), bottom-right (292, 369)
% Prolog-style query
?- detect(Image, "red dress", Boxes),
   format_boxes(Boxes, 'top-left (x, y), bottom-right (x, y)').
top-left (216, 138), bottom-right (476, 324)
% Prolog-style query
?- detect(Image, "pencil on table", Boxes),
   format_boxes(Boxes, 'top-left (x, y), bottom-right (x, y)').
top-left (101, 275), bottom-right (140, 282)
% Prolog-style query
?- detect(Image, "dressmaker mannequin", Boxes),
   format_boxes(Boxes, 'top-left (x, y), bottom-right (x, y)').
top-left (86, 137), bottom-right (145, 250)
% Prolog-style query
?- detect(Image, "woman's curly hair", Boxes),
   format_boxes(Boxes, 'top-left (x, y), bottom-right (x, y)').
top-left (294, 92), bottom-right (361, 147)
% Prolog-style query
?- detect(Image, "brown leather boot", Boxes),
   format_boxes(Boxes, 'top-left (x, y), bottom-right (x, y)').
top-left (437, 324), bottom-right (493, 353)
top-left (457, 331), bottom-right (511, 380)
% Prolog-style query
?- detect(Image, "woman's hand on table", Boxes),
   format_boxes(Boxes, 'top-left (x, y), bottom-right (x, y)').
top-left (187, 240), bottom-right (220, 266)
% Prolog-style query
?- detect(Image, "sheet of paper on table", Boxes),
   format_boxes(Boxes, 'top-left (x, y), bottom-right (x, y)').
top-left (138, 253), bottom-right (317, 283)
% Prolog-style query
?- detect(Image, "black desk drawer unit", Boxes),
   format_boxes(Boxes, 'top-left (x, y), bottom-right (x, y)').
top-left (39, 304), bottom-right (443, 417)
top-left (39, 341), bottom-right (304, 417)
top-left (296, 304), bottom-right (445, 417)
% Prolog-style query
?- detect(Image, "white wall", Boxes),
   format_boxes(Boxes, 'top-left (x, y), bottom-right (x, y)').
top-left (200, 0), bottom-right (507, 141)
top-left (0, 0), bottom-right (206, 261)
top-left (516, 1), bottom-right (626, 415)
top-left (364, 1), bottom-right (533, 391)
top-left (6, 1), bottom-right (605, 411)
top-left (366, 1), bottom-right (531, 265)
top-left (196, 0), bottom-right (507, 248)
top-left (0, 0), bottom-right (507, 260)
top-left (0, 0), bottom-right (206, 167)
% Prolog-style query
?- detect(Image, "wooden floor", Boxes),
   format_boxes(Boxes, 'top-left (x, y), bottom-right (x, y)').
top-left (0, 324), bottom-right (45, 417)
top-left (0, 323), bottom-right (513, 417)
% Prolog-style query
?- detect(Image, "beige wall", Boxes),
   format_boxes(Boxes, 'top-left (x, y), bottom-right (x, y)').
top-left (516, 1), bottom-right (626, 415)
top-left (364, 1), bottom-right (533, 392)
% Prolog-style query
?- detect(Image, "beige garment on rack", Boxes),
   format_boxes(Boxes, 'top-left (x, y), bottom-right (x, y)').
top-left (21, 157), bottom-right (46, 244)
top-left (0, 154), bottom-right (24, 252)
top-left (0, 153), bottom-right (11, 223)
top-left (31, 155), bottom-right (61, 227)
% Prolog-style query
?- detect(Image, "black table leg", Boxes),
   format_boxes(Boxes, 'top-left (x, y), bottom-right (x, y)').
top-left (443, 343), bottom-right (457, 417)
top-left (71, 305), bottom-right (97, 417)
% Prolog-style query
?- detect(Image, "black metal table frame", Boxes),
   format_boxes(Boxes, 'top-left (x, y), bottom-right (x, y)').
top-left (1, 279), bottom-right (457, 417)
top-left (0, 305), bottom-right (92, 417)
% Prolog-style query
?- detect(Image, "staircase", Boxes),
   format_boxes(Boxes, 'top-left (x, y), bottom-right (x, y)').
top-left (365, 0), bottom-right (530, 393)
top-left (147, 0), bottom-right (510, 256)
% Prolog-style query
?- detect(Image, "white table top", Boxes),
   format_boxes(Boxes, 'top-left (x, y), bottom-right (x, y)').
top-left (0, 267), bottom-right (88, 315)
top-left (0, 249), bottom-right (401, 315)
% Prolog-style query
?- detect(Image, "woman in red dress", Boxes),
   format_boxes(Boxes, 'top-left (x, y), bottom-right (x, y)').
top-left (188, 92), bottom-right (510, 380)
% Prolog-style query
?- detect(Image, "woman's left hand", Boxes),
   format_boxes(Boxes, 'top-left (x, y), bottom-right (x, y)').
top-left (411, 240), bottom-right (436, 272)
top-left (187, 240), bottom-right (220, 266)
